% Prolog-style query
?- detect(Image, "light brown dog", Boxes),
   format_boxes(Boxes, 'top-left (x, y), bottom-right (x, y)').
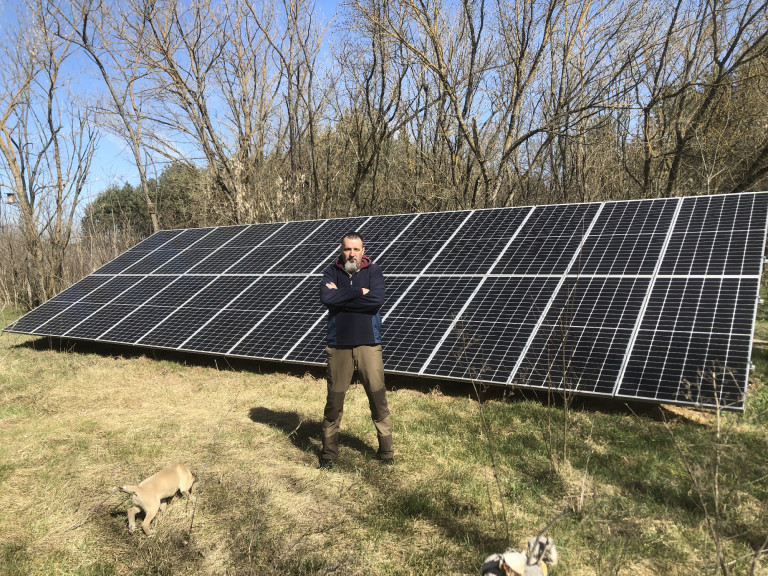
top-left (119, 463), bottom-right (195, 535)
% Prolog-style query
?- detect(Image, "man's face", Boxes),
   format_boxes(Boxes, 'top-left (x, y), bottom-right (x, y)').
top-left (341, 237), bottom-right (364, 273)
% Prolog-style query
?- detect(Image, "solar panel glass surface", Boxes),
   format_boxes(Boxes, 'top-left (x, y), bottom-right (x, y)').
top-left (5, 192), bottom-right (767, 411)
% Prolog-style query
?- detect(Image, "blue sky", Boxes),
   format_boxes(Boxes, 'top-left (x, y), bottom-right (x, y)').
top-left (84, 0), bottom-right (341, 202)
top-left (1, 0), bottom-right (340, 209)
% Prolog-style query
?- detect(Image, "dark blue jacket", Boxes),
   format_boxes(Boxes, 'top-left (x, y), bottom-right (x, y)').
top-left (320, 255), bottom-right (385, 346)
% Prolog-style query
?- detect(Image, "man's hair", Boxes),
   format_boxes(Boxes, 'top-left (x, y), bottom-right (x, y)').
top-left (341, 232), bottom-right (364, 246)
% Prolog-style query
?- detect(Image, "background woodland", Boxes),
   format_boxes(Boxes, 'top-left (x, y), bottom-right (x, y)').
top-left (1, 0), bottom-right (768, 309)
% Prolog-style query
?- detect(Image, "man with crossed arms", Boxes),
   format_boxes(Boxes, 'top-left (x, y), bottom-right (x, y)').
top-left (318, 232), bottom-right (393, 469)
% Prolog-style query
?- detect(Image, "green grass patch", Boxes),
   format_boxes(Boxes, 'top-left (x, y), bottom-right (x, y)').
top-left (1, 308), bottom-right (767, 575)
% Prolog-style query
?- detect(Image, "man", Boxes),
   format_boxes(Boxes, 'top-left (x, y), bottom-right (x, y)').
top-left (318, 232), bottom-right (393, 469)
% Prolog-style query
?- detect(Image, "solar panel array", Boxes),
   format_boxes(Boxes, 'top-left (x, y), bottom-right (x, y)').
top-left (5, 192), bottom-right (767, 411)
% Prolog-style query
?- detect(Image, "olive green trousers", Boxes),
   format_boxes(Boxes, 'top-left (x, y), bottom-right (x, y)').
top-left (321, 345), bottom-right (393, 461)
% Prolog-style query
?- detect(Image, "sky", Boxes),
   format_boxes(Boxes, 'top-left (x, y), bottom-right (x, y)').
top-left (83, 0), bottom-right (341, 203)
top-left (1, 0), bottom-right (340, 213)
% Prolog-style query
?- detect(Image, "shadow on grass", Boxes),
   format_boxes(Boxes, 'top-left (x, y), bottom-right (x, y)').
top-left (248, 404), bottom-right (510, 558)
top-left (13, 335), bottom-right (664, 418)
top-left (247, 406), bottom-right (374, 458)
top-left (12, 335), bottom-right (327, 378)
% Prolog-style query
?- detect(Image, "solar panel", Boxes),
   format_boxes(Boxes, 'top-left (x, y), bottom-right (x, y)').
top-left (5, 192), bottom-right (767, 411)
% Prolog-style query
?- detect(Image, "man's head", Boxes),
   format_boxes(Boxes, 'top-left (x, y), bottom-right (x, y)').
top-left (340, 232), bottom-right (365, 274)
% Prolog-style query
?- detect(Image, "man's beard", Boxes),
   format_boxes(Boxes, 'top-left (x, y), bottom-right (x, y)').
top-left (344, 259), bottom-right (360, 274)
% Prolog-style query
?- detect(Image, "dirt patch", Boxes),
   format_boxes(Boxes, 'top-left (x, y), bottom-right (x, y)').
top-left (660, 404), bottom-right (714, 425)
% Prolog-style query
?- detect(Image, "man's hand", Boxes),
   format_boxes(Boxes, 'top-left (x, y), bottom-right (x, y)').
top-left (325, 282), bottom-right (368, 295)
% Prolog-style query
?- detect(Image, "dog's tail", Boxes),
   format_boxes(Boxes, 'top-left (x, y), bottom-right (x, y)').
top-left (119, 484), bottom-right (139, 494)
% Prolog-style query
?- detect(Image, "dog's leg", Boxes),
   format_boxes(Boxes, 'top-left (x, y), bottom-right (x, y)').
top-left (140, 501), bottom-right (160, 535)
top-left (127, 506), bottom-right (141, 534)
top-left (141, 510), bottom-right (156, 535)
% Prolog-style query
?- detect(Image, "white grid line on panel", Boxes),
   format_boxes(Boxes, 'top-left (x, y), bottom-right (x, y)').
top-left (720, 196), bottom-right (737, 276)
top-left (177, 223), bottom-right (265, 274)
top-left (362, 215), bottom-right (420, 263)
top-left (27, 277), bottom-right (116, 335)
top-left (701, 197), bottom-right (722, 275)
top-left (24, 300), bottom-right (83, 335)
top-left (507, 202), bottom-right (606, 385)
top-left (219, 222), bottom-right (291, 274)
top-left (280, 309), bottom-right (327, 361)
top-left (590, 279), bottom-right (644, 389)
top-left (176, 223), bottom-right (305, 349)
top-left (711, 279), bottom-right (737, 406)
top-left (189, 275), bottom-right (314, 355)
top-left (141, 227), bottom-right (221, 274)
top-left (601, 200), bottom-right (666, 275)
top-left (745, 192), bottom-right (768, 391)
top-left (59, 276), bottom-right (145, 338)
top-left (670, 277), bottom-right (707, 404)
top-left (243, 218), bottom-right (370, 357)
top-left (736, 194), bottom-right (749, 274)
top-left (377, 272), bottom-right (759, 281)
top-left (662, 200), bottom-right (693, 275)
top-left (250, 221), bottom-right (329, 275)
top-left (47, 274), bottom-right (158, 338)
top-left (612, 197), bottom-right (685, 396)
top-left (424, 209), bottom-right (528, 272)
top-left (98, 230), bottom-right (185, 274)
top-left (515, 278), bottom-right (629, 392)
top-left (59, 226), bottom-right (261, 339)
top-left (736, 193), bottom-right (764, 274)
top-left (382, 211), bottom-right (475, 323)
top-left (417, 206), bottom-right (536, 375)
top-left (696, 279), bottom-right (736, 405)
top-left (714, 277), bottom-right (745, 407)
top-left (225, 277), bottom-right (313, 356)
top-left (94, 276), bottom-right (185, 340)
top-left (134, 277), bottom-right (222, 345)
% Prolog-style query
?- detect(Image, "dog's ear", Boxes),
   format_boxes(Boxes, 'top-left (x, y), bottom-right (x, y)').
top-left (543, 538), bottom-right (558, 566)
top-left (526, 537), bottom-right (540, 559)
top-left (526, 536), bottom-right (546, 561)
top-left (527, 536), bottom-right (558, 567)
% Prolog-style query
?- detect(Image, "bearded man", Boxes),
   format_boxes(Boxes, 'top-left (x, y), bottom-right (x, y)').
top-left (318, 232), bottom-right (393, 469)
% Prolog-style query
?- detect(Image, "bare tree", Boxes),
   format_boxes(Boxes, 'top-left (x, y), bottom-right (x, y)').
top-left (50, 0), bottom-right (161, 232)
top-left (343, 0), bottom-right (655, 208)
top-left (349, 0), bottom-right (500, 208)
top-left (329, 0), bottom-right (416, 214)
top-left (133, 0), bottom-right (331, 224)
top-left (212, 0), bottom-right (281, 222)
top-left (247, 0), bottom-right (331, 220)
top-left (538, 0), bottom-right (650, 203)
top-left (622, 0), bottom-right (768, 198)
top-left (0, 0), bottom-right (98, 307)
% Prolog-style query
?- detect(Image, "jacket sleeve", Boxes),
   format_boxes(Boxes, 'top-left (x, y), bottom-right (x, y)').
top-left (320, 267), bottom-right (359, 308)
top-left (341, 264), bottom-right (385, 313)
top-left (319, 264), bottom-right (385, 312)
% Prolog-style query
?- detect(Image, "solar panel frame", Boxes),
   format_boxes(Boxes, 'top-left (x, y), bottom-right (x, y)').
top-left (5, 191), bottom-right (767, 411)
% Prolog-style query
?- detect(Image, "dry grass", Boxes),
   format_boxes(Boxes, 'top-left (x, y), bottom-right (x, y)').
top-left (0, 326), bottom-right (491, 575)
top-left (1, 305), bottom-right (767, 575)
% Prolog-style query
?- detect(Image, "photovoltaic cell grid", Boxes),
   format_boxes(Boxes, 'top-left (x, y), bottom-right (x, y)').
top-left (4, 192), bottom-right (768, 411)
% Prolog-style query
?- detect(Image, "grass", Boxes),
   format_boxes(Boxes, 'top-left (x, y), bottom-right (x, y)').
top-left (1, 304), bottom-right (767, 575)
